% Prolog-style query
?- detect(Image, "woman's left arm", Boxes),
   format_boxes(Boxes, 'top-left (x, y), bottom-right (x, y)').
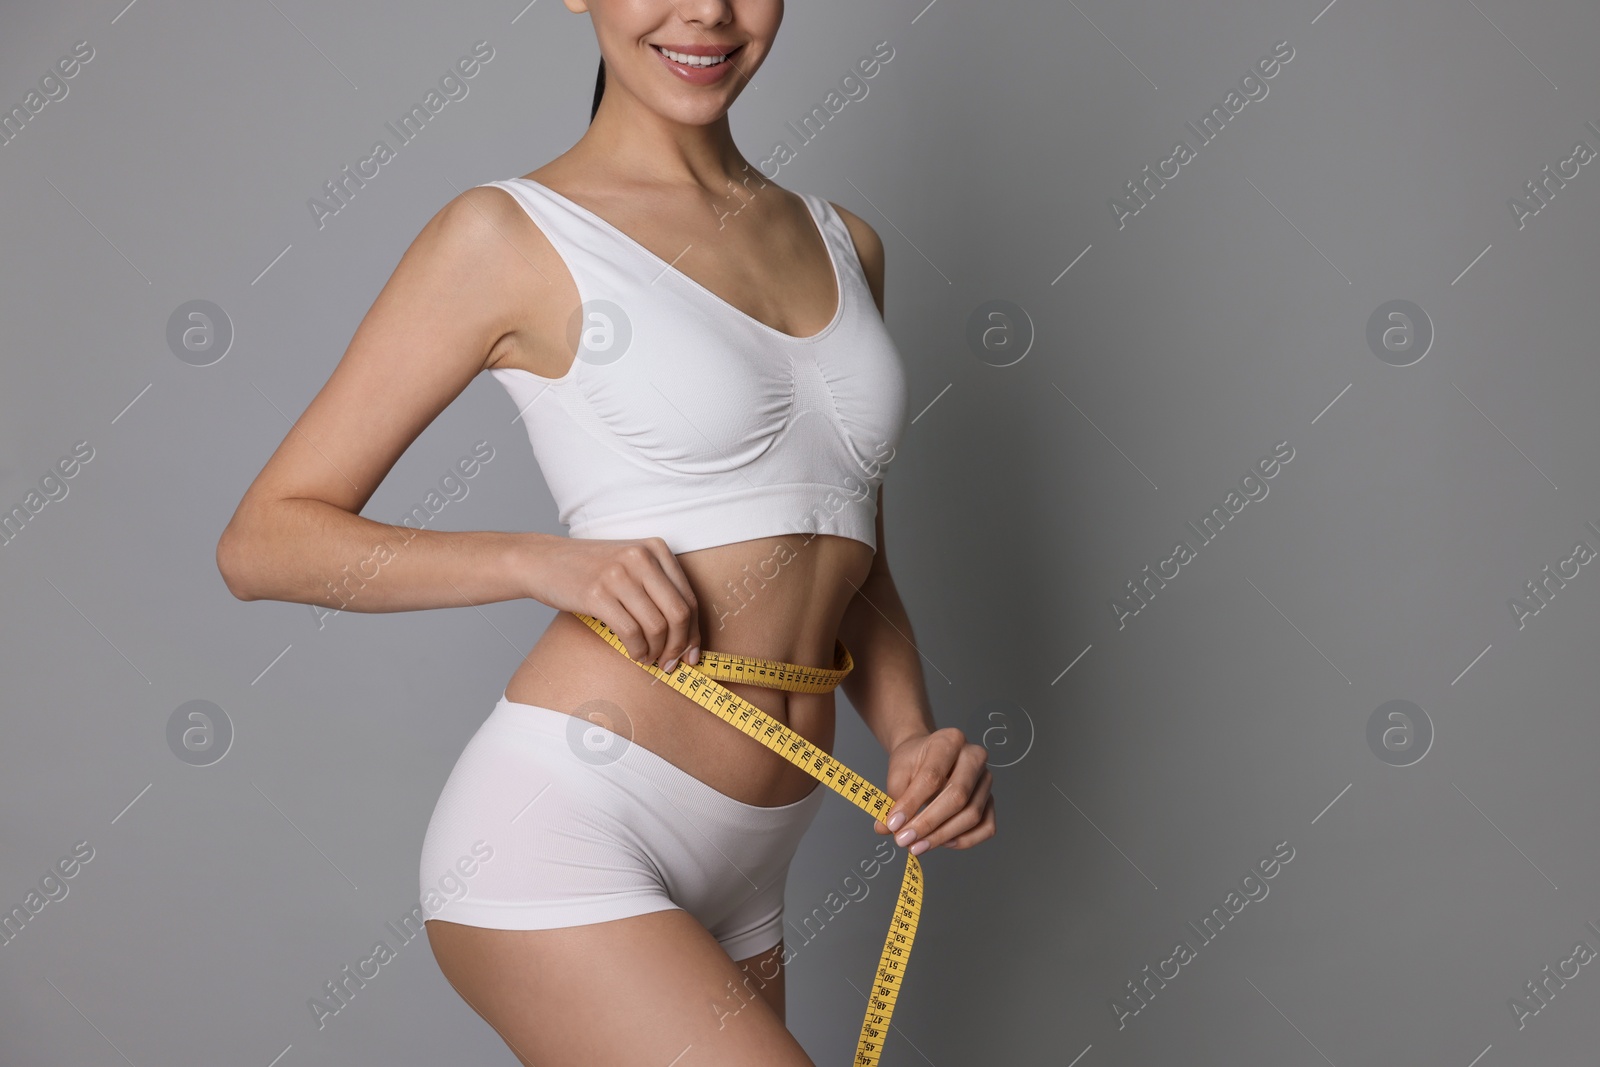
top-left (838, 485), bottom-right (935, 754)
top-left (831, 202), bottom-right (995, 854)
top-left (838, 487), bottom-right (997, 854)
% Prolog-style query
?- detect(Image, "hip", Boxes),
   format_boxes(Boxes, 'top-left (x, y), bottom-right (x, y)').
top-left (417, 694), bottom-right (825, 948)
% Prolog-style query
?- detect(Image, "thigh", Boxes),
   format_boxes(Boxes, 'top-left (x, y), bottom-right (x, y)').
top-left (730, 939), bottom-right (788, 1023)
top-left (425, 913), bottom-right (815, 1067)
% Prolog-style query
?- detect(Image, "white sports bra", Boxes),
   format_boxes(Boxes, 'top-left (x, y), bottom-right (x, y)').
top-left (478, 177), bottom-right (909, 556)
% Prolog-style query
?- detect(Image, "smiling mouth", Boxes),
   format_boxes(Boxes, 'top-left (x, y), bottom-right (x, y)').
top-left (651, 43), bottom-right (744, 69)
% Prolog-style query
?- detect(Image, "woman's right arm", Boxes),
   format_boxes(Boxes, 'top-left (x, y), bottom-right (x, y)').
top-left (215, 185), bottom-right (544, 613)
top-left (214, 186), bottom-right (701, 668)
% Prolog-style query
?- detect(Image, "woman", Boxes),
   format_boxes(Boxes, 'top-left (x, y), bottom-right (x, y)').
top-left (217, 1), bottom-right (995, 1063)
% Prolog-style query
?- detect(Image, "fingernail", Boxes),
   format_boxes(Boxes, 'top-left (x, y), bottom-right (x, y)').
top-left (895, 827), bottom-right (917, 847)
top-left (686, 646), bottom-right (700, 665)
top-left (886, 812), bottom-right (906, 832)
top-left (910, 839), bottom-right (930, 857)
top-left (662, 657), bottom-right (678, 673)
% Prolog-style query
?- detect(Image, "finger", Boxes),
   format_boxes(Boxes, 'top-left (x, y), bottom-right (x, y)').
top-left (886, 733), bottom-right (962, 841)
top-left (940, 793), bottom-right (998, 850)
top-left (896, 744), bottom-right (988, 847)
top-left (940, 795), bottom-right (997, 850)
top-left (913, 769), bottom-right (992, 852)
top-left (590, 590), bottom-right (652, 662)
top-left (644, 539), bottom-right (702, 660)
top-left (633, 560), bottom-right (696, 669)
top-left (908, 764), bottom-right (989, 851)
top-left (606, 577), bottom-right (669, 665)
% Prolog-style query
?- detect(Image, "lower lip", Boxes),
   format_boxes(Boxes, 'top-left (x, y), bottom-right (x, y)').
top-left (652, 44), bottom-right (740, 86)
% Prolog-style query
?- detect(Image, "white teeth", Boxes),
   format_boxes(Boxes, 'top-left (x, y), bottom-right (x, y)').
top-left (657, 46), bottom-right (729, 68)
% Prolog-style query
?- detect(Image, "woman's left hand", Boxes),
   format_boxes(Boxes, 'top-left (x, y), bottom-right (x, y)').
top-left (874, 728), bottom-right (996, 855)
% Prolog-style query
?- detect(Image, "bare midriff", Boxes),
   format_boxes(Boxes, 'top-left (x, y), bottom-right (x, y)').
top-left (503, 532), bottom-right (874, 808)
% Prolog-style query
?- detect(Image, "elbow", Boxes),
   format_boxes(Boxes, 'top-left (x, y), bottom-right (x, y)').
top-left (216, 521), bottom-right (260, 601)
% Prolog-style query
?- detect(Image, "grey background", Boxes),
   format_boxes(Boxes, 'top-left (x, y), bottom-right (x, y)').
top-left (3, 0), bottom-right (1599, 1064)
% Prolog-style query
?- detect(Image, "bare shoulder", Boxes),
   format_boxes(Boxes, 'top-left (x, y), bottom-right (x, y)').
top-left (826, 201), bottom-right (887, 316)
top-left (387, 184), bottom-right (540, 330)
top-left (431, 181), bottom-right (582, 376)
top-left (370, 183), bottom-right (567, 377)
top-left (430, 183), bottom-right (564, 289)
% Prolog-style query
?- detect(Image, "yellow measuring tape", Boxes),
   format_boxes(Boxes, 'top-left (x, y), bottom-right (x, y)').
top-left (572, 611), bottom-right (923, 1066)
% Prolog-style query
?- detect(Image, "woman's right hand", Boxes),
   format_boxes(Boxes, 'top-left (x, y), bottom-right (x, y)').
top-left (524, 534), bottom-right (702, 671)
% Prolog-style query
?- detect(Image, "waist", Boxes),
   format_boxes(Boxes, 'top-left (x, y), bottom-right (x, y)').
top-left (503, 612), bottom-right (839, 807)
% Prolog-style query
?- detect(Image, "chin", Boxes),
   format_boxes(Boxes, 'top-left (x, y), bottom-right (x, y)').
top-left (658, 98), bottom-right (740, 125)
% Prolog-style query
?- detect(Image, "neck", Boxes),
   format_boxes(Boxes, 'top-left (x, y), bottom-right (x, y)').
top-left (572, 91), bottom-right (757, 196)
